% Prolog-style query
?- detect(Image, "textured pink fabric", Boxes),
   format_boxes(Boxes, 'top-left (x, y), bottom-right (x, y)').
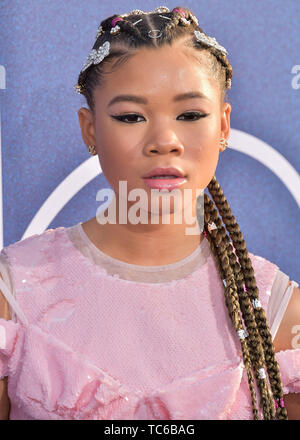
top-left (0, 226), bottom-right (299, 420)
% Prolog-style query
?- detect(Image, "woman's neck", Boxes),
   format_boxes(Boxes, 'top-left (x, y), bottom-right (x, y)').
top-left (81, 215), bottom-right (205, 266)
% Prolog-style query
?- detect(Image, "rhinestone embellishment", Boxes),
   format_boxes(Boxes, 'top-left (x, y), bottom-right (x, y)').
top-left (252, 299), bottom-right (262, 309)
top-left (110, 25), bottom-right (121, 35)
top-left (194, 30), bottom-right (228, 56)
top-left (81, 41), bottom-right (110, 72)
top-left (74, 84), bottom-right (83, 94)
top-left (95, 25), bottom-right (105, 39)
top-left (207, 222), bottom-right (217, 232)
top-left (179, 17), bottom-right (191, 26)
top-left (258, 367), bottom-right (266, 379)
top-left (237, 329), bottom-right (248, 340)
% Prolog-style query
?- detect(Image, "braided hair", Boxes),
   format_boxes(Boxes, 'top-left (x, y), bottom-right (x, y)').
top-left (76, 6), bottom-right (288, 420)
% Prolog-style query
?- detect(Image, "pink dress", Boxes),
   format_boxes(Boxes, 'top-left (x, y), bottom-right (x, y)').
top-left (0, 224), bottom-right (299, 420)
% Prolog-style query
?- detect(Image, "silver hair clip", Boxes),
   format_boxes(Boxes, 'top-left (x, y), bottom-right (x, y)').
top-left (194, 30), bottom-right (228, 56)
top-left (222, 279), bottom-right (227, 287)
top-left (81, 41), bottom-right (110, 73)
top-left (148, 29), bottom-right (162, 39)
top-left (159, 14), bottom-right (171, 20)
top-left (133, 18), bottom-right (143, 25)
top-left (258, 368), bottom-right (266, 379)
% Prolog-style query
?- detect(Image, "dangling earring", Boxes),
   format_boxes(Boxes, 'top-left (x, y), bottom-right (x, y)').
top-left (219, 138), bottom-right (228, 150)
top-left (87, 144), bottom-right (97, 155)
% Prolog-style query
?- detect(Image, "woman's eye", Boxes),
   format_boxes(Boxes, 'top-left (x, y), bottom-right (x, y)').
top-left (178, 112), bottom-right (209, 121)
top-left (111, 112), bottom-right (209, 124)
top-left (111, 114), bottom-right (145, 123)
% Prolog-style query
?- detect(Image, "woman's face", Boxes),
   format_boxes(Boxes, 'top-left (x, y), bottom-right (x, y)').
top-left (78, 40), bottom-right (231, 216)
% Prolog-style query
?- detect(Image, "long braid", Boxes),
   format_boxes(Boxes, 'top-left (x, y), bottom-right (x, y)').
top-left (207, 176), bottom-right (288, 419)
top-left (204, 192), bottom-right (275, 419)
top-left (225, 231), bottom-right (275, 418)
top-left (204, 193), bottom-right (260, 419)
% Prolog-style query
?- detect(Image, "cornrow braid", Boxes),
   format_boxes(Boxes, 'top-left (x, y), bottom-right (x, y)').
top-left (207, 176), bottom-right (288, 419)
top-left (204, 193), bottom-right (275, 419)
top-left (109, 14), bottom-right (147, 42)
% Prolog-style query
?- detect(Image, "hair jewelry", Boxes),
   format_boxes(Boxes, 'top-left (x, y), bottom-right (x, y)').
top-left (258, 368), bottom-right (266, 379)
top-left (194, 30), bottom-right (228, 56)
top-left (237, 329), bottom-right (248, 340)
top-left (81, 41), bottom-right (110, 73)
top-left (77, 6), bottom-right (228, 79)
top-left (207, 222), bottom-right (217, 232)
top-left (252, 299), bottom-right (262, 309)
top-left (274, 398), bottom-right (285, 409)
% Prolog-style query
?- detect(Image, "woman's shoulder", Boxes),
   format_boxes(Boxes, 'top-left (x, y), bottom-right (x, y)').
top-left (2, 226), bottom-right (66, 251)
top-left (0, 225), bottom-right (72, 266)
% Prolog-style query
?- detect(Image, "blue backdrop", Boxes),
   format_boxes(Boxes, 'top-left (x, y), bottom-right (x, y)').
top-left (0, 0), bottom-right (299, 282)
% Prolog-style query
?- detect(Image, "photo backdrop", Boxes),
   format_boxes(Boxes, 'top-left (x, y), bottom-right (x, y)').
top-left (0, 0), bottom-right (299, 281)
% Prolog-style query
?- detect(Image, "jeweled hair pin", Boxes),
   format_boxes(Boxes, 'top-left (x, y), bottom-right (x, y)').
top-left (81, 41), bottom-right (110, 73)
top-left (194, 30), bottom-right (228, 56)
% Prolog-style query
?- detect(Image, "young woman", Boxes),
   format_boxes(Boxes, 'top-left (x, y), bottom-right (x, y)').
top-left (0, 6), bottom-right (299, 420)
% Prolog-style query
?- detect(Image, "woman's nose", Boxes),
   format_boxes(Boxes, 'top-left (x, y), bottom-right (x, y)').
top-left (143, 134), bottom-right (184, 156)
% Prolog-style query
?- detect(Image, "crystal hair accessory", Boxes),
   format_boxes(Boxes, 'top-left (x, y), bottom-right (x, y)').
top-left (194, 30), bottom-right (228, 56)
top-left (173, 7), bottom-right (191, 25)
top-left (80, 41), bottom-right (110, 73)
top-left (121, 6), bottom-right (171, 16)
top-left (258, 368), bottom-right (266, 380)
top-left (252, 299), bottom-right (262, 309)
top-left (95, 26), bottom-right (105, 40)
top-left (207, 222), bottom-right (217, 232)
top-left (110, 16), bottom-right (123, 35)
top-left (237, 329), bottom-right (248, 340)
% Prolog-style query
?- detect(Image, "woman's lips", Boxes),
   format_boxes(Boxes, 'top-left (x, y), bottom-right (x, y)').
top-left (143, 176), bottom-right (187, 190)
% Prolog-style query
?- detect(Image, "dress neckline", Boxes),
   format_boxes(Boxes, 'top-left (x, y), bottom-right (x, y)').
top-left (63, 223), bottom-right (213, 287)
top-left (77, 221), bottom-right (210, 272)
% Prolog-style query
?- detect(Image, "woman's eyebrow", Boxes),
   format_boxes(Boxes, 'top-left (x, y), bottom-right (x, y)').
top-left (107, 91), bottom-right (211, 107)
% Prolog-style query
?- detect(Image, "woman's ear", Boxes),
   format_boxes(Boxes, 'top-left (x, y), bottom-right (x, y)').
top-left (219, 102), bottom-right (231, 152)
top-left (77, 107), bottom-right (97, 148)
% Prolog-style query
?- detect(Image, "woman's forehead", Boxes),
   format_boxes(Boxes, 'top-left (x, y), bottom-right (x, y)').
top-left (96, 48), bottom-right (217, 99)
